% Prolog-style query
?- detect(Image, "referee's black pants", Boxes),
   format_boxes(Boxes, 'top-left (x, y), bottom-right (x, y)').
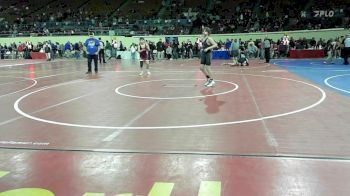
top-left (265, 48), bottom-right (270, 63)
top-left (344, 47), bottom-right (350, 65)
top-left (99, 49), bottom-right (106, 63)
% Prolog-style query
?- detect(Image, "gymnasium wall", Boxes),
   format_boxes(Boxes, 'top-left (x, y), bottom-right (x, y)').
top-left (0, 28), bottom-right (349, 47)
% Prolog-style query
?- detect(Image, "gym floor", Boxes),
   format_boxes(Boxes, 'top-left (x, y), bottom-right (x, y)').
top-left (0, 58), bottom-right (349, 196)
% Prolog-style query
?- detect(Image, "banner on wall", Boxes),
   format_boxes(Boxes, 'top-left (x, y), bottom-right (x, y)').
top-left (301, 9), bottom-right (344, 18)
top-left (165, 37), bottom-right (178, 44)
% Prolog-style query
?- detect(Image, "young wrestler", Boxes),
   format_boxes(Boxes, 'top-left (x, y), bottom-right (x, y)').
top-left (200, 27), bottom-right (218, 87)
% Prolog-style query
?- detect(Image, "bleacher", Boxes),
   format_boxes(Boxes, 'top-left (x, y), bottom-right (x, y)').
top-left (120, 0), bottom-right (163, 21)
top-left (83, 0), bottom-right (124, 17)
top-left (0, 0), bottom-right (348, 36)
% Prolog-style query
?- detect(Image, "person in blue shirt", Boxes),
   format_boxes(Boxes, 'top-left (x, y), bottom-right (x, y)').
top-left (84, 32), bottom-right (100, 74)
top-left (225, 39), bottom-right (232, 51)
top-left (64, 41), bottom-right (71, 51)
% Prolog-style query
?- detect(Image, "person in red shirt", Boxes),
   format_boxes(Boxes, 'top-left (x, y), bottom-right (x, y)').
top-left (17, 43), bottom-right (24, 59)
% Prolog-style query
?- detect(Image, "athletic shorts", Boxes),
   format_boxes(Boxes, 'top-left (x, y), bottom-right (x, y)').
top-left (238, 57), bottom-right (247, 63)
top-left (200, 51), bottom-right (211, 65)
top-left (140, 51), bottom-right (148, 61)
top-left (232, 50), bottom-right (239, 57)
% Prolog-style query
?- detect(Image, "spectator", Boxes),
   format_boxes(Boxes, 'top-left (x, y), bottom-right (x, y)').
top-left (105, 40), bottom-right (112, 58)
top-left (225, 39), bottom-right (232, 51)
top-left (110, 39), bottom-right (118, 60)
top-left (130, 43), bottom-right (137, 60)
top-left (166, 45), bottom-right (172, 60)
top-left (44, 41), bottom-right (52, 61)
top-left (156, 39), bottom-right (164, 59)
top-left (230, 39), bottom-right (240, 59)
top-left (74, 42), bottom-right (80, 59)
top-left (324, 38), bottom-right (336, 64)
top-left (247, 42), bottom-right (258, 58)
top-left (343, 35), bottom-right (350, 65)
top-left (17, 43), bottom-right (24, 59)
top-left (148, 41), bottom-right (156, 60)
top-left (310, 37), bottom-right (317, 49)
top-left (98, 38), bottom-right (106, 64)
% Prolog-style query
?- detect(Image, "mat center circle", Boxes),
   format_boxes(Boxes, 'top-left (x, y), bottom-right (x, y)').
top-left (115, 79), bottom-right (239, 100)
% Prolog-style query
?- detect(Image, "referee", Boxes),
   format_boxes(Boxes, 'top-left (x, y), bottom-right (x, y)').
top-left (343, 35), bottom-right (350, 65)
top-left (98, 38), bottom-right (106, 64)
top-left (264, 36), bottom-right (271, 63)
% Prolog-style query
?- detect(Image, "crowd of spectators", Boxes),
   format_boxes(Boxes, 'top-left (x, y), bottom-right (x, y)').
top-left (0, 0), bottom-right (349, 36)
top-left (0, 35), bottom-right (347, 62)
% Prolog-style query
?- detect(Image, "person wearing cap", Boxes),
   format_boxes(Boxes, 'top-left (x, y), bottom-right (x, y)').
top-left (84, 32), bottom-right (100, 74)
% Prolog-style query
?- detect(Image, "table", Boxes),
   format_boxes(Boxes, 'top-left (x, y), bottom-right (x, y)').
top-left (106, 50), bottom-right (140, 60)
top-left (117, 51), bottom-right (140, 60)
top-left (212, 50), bottom-right (230, 59)
top-left (30, 52), bottom-right (46, 59)
top-left (289, 50), bottom-right (325, 58)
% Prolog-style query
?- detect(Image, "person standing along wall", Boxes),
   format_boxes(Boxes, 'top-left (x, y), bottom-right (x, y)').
top-left (130, 44), bottom-right (137, 60)
top-left (156, 39), bottom-right (164, 60)
top-left (264, 36), bottom-right (271, 63)
top-left (98, 38), bottom-right (106, 64)
top-left (343, 35), bottom-right (350, 65)
top-left (44, 42), bottom-right (51, 61)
